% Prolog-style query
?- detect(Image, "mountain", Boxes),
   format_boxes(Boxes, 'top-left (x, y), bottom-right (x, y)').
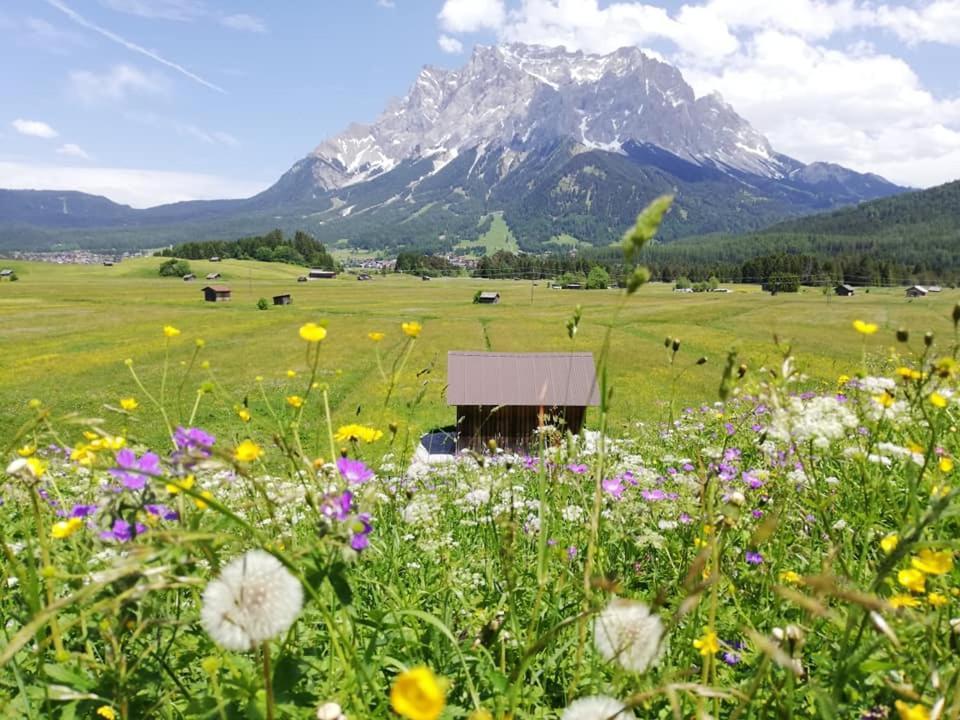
top-left (0, 44), bottom-right (906, 253)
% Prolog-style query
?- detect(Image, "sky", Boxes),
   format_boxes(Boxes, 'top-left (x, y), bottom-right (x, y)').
top-left (1, 0), bottom-right (959, 207)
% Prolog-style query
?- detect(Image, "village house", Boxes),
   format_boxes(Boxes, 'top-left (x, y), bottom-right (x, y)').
top-left (273, 293), bottom-right (292, 306)
top-left (835, 284), bottom-right (856, 296)
top-left (201, 285), bottom-right (231, 302)
top-left (447, 351), bottom-right (599, 451)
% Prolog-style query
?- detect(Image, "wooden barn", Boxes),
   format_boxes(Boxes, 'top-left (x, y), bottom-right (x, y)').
top-left (297, 275), bottom-right (308, 282)
top-left (273, 293), bottom-right (292, 306)
top-left (562, 283), bottom-right (583, 290)
top-left (103, 260), bottom-right (114, 267)
top-left (835, 284), bottom-right (855, 296)
top-left (183, 273), bottom-right (196, 282)
top-left (906, 285), bottom-right (928, 298)
top-left (201, 285), bottom-right (231, 302)
top-left (358, 273), bottom-right (372, 281)
top-left (477, 292), bottom-right (500, 304)
top-left (309, 269), bottom-right (337, 280)
top-left (0, 269), bottom-right (13, 279)
top-left (447, 351), bottom-right (599, 451)
top-left (210, 256), bottom-right (221, 262)
top-left (206, 272), bottom-right (221, 280)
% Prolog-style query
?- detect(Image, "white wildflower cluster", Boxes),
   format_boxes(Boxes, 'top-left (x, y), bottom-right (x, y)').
top-left (201, 550), bottom-right (304, 651)
top-left (561, 696), bottom-right (630, 720)
top-left (767, 395), bottom-right (859, 449)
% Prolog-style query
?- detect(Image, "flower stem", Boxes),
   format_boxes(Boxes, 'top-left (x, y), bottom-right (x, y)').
top-left (262, 641), bottom-right (274, 720)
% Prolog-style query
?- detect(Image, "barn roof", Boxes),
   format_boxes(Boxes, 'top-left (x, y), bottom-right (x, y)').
top-left (447, 351), bottom-right (599, 407)
top-left (479, 291), bottom-right (500, 298)
top-left (202, 285), bottom-right (230, 293)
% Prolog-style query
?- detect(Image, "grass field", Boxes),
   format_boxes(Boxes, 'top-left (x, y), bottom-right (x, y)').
top-left (2, 256), bottom-right (956, 448)
top-left (456, 211), bottom-right (520, 254)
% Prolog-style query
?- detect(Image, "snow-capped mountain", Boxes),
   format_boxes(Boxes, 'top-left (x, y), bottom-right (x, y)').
top-left (306, 44), bottom-right (786, 191)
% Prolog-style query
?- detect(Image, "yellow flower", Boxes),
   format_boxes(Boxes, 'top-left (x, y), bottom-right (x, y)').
top-left (895, 700), bottom-right (930, 720)
top-left (873, 392), bottom-right (895, 408)
top-left (930, 392), bottom-right (948, 409)
top-left (693, 537), bottom-right (708, 549)
top-left (17, 444), bottom-right (36, 457)
top-left (779, 570), bottom-right (802, 584)
top-left (889, 594), bottom-right (920, 609)
top-left (880, 533), bottom-right (899, 554)
top-left (911, 548), bottom-right (954, 575)
top-left (166, 474), bottom-right (195, 495)
top-left (467, 710), bottom-right (494, 720)
top-left (163, 325), bottom-right (181, 338)
top-left (390, 666), bottom-right (446, 720)
top-left (837, 374), bottom-right (850, 388)
top-left (334, 424), bottom-right (384, 443)
top-left (368, 331), bottom-right (385, 342)
top-left (237, 408), bottom-right (251, 423)
top-left (286, 395), bottom-right (304, 409)
top-left (119, 397), bottom-right (139, 411)
top-left (96, 707), bottom-right (117, 720)
top-left (853, 319), bottom-right (878, 335)
top-left (939, 457), bottom-right (954, 473)
top-left (51, 517), bottom-right (83, 539)
top-left (234, 439), bottom-right (263, 463)
top-left (286, 369), bottom-right (297, 378)
top-left (898, 568), bottom-right (926, 594)
top-left (299, 322), bottom-right (327, 343)
top-left (24, 457), bottom-right (46, 478)
top-left (927, 592), bottom-right (949, 608)
top-left (401, 321), bottom-right (422, 338)
top-left (194, 490), bottom-right (214, 510)
top-left (693, 629), bottom-right (720, 657)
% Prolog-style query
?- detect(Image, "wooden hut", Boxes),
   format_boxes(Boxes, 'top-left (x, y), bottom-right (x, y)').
top-left (102, 260), bottom-right (114, 267)
top-left (210, 256), bottom-right (221, 262)
top-left (201, 285), bottom-right (231, 302)
top-left (447, 351), bottom-right (599, 451)
top-left (562, 282), bottom-right (583, 290)
top-left (273, 293), bottom-right (292, 306)
top-left (477, 291), bottom-right (500, 304)
top-left (358, 273), bottom-right (372, 281)
top-left (206, 272), bottom-right (221, 280)
top-left (309, 269), bottom-right (337, 280)
top-left (0, 269), bottom-right (13, 279)
top-left (182, 273), bottom-right (196, 282)
top-left (906, 285), bottom-right (928, 298)
top-left (835, 284), bottom-right (855, 296)
top-left (297, 275), bottom-right (308, 282)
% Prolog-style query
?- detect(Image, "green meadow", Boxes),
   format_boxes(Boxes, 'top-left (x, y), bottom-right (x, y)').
top-left (1, 257), bottom-right (955, 447)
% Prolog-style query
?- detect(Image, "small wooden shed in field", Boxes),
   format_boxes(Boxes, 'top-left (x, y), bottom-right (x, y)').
top-left (309, 269), bottom-right (337, 280)
top-left (447, 351), bottom-right (599, 451)
top-left (297, 275), bottom-right (308, 282)
top-left (183, 273), bottom-right (196, 282)
top-left (0, 269), bottom-right (13, 279)
top-left (210, 256), bottom-right (221, 262)
top-left (201, 285), bottom-right (231, 302)
top-left (477, 292), bottom-right (500, 304)
top-left (206, 272), bottom-right (221, 280)
top-left (835, 284), bottom-right (855, 296)
top-left (906, 285), bottom-right (928, 298)
top-left (273, 293), bottom-right (292, 306)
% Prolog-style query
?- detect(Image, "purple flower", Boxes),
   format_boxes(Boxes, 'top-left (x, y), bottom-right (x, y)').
top-left (722, 651), bottom-right (741, 666)
top-left (109, 449), bottom-right (161, 490)
top-left (567, 463), bottom-right (588, 475)
top-left (349, 513), bottom-right (373, 551)
top-left (173, 426), bottom-right (215, 459)
top-left (522, 455), bottom-right (539, 470)
top-left (145, 504), bottom-right (179, 521)
top-left (751, 423), bottom-right (763, 432)
top-left (70, 504), bottom-right (97, 518)
top-left (742, 471), bottom-right (764, 489)
top-left (752, 509), bottom-right (764, 519)
top-left (567, 546), bottom-right (578, 559)
top-left (723, 448), bottom-right (741, 462)
top-left (100, 518), bottom-right (146, 543)
top-left (679, 512), bottom-right (693, 524)
top-left (602, 476), bottom-right (625, 499)
top-left (745, 551), bottom-right (764, 565)
top-left (321, 490), bottom-right (353, 521)
top-left (724, 423), bottom-right (736, 436)
top-left (641, 488), bottom-right (668, 502)
top-left (337, 457), bottom-right (374, 485)
top-left (681, 462), bottom-right (695, 472)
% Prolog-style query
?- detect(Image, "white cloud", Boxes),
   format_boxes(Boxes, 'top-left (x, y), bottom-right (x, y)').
top-left (875, 1), bottom-right (960, 45)
top-left (0, 161), bottom-right (267, 208)
top-left (377, 0), bottom-right (396, 7)
top-left (99, 0), bottom-right (205, 22)
top-left (220, 13), bottom-right (267, 33)
top-left (438, 34), bottom-right (464, 53)
top-left (56, 143), bottom-right (92, 160)
top-left (438, 0), bottom-right (506, 32)
top-left (69, 64), bottom-right (169, 104)
top-left (46, 0), bottom-right (226, 93)
top-left (12, 119), bottom-right (59, 139)
top-left (124, 111), bottom-right (239, 147)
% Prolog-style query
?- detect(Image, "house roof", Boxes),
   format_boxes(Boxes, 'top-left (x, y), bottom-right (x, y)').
top-left (273, 293), bottom-right (291, 299)
top-left (202, 285), bottom-right (230, 293)
top-left (479, 291), bottom-right (500, 298)
top-left (447, 351), bottom-right (600, 407)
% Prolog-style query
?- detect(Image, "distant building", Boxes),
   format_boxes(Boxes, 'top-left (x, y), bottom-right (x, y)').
top-left (183, 273), bottom-right (196, 282)
top-left (206, 272), bottom-right (221, 280)
top-left (0, 269), bottom-right (12, 278)
top-left (477, 291), bottom-right (500, 304)
top-left (272, 293), bottom-right (292, 306)
top-left (210, 256), bottom-right (221, 262)
top-left (309, 269), bottom-right (337, 280)
top-left (358, 273), bottom-right (372, 281)
top-left (447, 351), bottom-right (599, 451)
top-left (906, 285), bottom-right (928, 298)
top-left (835, 284), bottom-right (856, 296)
top-left (103, 260), bottom-right (114, 267)
top-left (201, 285), bottom-right (231, 302)
top-left (297, 275), bottom-right (308, 282)
top-left (928, 285), bottom-right (943, 293)
top-left (421, 275), bottom-right (432, 281)
top-left (562, 283), bottom-right (582, 290)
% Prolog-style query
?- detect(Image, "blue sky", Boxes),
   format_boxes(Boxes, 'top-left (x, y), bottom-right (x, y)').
top-left (1, 0), bottom-right (959, 206)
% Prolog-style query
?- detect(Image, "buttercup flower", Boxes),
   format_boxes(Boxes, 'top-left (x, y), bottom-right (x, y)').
top-left (390, 666), bottom-right (446, 720)
top-left (234, 440), bottom-right (263, 463)
top-left (334, 424), bottom-right (383, 443)
top-left (853, 320), bottom-right (878, 335)
top-left (166, 474), bottom-right (195, 495)
top-left (930, 392), bottom-right (948, 409)
top-left (401, 321), bottom-right (422, 338)
top-left (299, 322), bottom-right (327, 343)
top-left (201, 549), bottom-right (304, 651)
top-left (693, 629), bottom-right (720, 657)
top-left (237, 407), bottom-right (252, 423)
top-left (560, 696), bottom-right (629, 720)
top-left (96, 707), bottom-right (117, 720)
top-left (119, 397), bottom-right (139, 411)
top-left (286, 395), bottom-right (304, 409)
top-left (939, 457), bottom-right (954, 472)
top-left (779, 570), bottom-right (802, 584)
top-left (911, 548), bottom-right (954, 575)
top-left (368, 331), bottom-right (385, 342)
top-left (881, 533), bottom-right (899, 554)
top-left (163, 325), bottom-right (181, 338)
top-left (898, 568), bottom-right (926, 594)
top-left (889, 594), bottom-right (920, 609)
top-left (286, 369), bottom-right (297, 378)
top-left (927, 592), bottom-right (949, 608)
top-left (51, 517), bottom-right (83, 539)
top-left (894, 700), bottom-right (930, 720)
top-left (593, 598), bottom-right (664, 672)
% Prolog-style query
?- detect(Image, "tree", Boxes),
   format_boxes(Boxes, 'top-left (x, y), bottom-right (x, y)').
top-left (256, 298), bottom-right (269, 310)
top-left (675, 276), bottom-right (692, 290)
top-left (158, 259), bottom-right (191, 277)
top-left (586, 265), bottom-right (611, 289)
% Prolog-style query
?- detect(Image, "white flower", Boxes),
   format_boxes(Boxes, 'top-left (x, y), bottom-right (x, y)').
top-left (562, 505), bottom-right (584, 522)
top-left (316, 702), bottom-right (346, 720)
top-left (561, 695), bottom-right (630, 720)
top-left (201, 550), bottom-right (303, 651)
top-left (593, 598), bottom-right (664, 672)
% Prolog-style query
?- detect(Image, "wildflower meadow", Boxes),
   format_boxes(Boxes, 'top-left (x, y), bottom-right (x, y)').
top-left (2, 199), bottom-right (959, 720)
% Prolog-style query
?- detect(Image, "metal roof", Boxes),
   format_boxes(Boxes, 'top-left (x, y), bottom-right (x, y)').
top-left (202, 285), bottom-right (230, 293)
top-left (447, 351), bottom-right (600, 407)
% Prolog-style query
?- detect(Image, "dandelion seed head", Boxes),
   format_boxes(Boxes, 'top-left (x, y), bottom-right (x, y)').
top-left (561, 695), bottom-right (629, 720)
top-left (201, 550), bottom-right (303, 651)
top-left (593, 598), bottom-right (664, 672)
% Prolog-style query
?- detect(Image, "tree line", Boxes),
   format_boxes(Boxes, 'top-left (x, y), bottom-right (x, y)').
top-left (158, 229), bottom-right (335, 269)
